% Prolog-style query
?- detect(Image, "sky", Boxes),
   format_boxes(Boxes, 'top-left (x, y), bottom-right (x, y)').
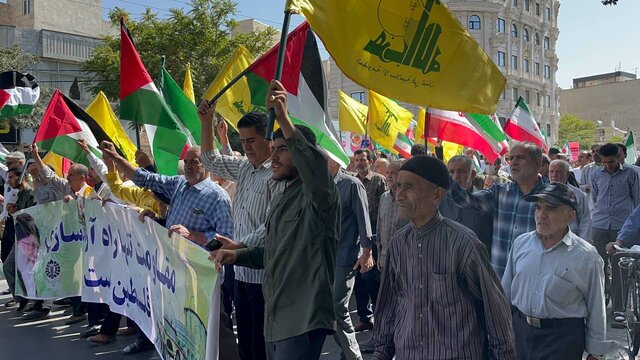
top-left (99, 0), bottom-right (640, 90)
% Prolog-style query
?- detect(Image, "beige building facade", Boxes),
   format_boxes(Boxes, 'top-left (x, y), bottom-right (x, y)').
top-left (560, 72), bottom-right (640, 144)
top-left (326, 0), bottom-right (561, 145)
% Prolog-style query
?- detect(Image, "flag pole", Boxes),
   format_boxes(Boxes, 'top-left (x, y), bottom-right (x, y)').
top-left (264, 1), bottom-right (296, 140)
top-left (205, 68), bottom-right (250, 106)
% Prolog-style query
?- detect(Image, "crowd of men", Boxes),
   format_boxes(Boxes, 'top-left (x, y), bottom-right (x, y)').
top-left (1, 81), bottom-right (639, 359)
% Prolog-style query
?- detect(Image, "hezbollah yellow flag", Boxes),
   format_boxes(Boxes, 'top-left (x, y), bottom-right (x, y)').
top-left (42, 152), bottom-right (69, 177)
top-left (427, 139), bottom-right (464, 163)
top-left (292, 0), bottom-right (506, 114)
top-left (415, 107), bottom-right (426, 141)
top-left (183, 63), bottom-right (196, 103)
top-left (202, 46), bottom-right (256, 130)
top-left (338, 90), bottom-right (367, 134)
top-left (85, 92), bottom-right (137, 165)
top-left (367, 90), bottom-right (414, 152)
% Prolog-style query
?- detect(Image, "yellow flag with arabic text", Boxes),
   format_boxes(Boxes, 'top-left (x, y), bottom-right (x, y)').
top-left (202, 46), bottom-right (256, 130)
top-left (415, 107), bottom-right (426, 141)
top-left (183, 63), bottom-right (196, 104)
top-left (367, 90), bottom-right (414, 152)
top-left (292, 0), bottom-right (505, 114)
top-left (338, 90), bottom-right (368, 134)
top-left (85, 92), bottom-right (137, 165)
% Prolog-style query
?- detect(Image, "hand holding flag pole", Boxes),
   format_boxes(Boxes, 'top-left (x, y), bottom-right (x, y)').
top-left (264, 1), bottom-right (296, 140)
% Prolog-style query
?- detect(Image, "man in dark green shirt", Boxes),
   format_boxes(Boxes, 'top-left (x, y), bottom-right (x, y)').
top-left (212, 79), bottom-right (340, 360)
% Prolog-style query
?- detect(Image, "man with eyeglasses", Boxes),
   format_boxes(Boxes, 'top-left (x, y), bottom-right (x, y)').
top-left (450, 142), bottom-right (547, 277)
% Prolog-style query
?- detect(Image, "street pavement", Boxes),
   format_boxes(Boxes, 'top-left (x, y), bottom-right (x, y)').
top-left (0, 277), bottom-right (632, 359)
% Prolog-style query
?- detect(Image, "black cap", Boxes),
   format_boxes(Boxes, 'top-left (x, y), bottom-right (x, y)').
top-left (399, 155), bottom-right (450, 190)
top-left (525, 182), bottom-right (577, 210)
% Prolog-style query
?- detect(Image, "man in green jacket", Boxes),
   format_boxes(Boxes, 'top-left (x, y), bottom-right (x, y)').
top-left (211, 79), bottom-right (339, 360)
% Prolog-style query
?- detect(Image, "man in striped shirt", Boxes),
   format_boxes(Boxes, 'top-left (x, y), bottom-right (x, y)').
top-left (373, 156), bottom-right (515, 359)
top-left (198, 102), bottom-right (283, 360)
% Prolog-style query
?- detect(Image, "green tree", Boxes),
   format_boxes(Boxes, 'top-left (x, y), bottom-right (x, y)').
top-left (557, 114), bottom-right (597, 150)
top-left (84, 0), bottom-right (277, 101)
top-left (0, 46), bottom-right (53, 129)
top-left (609, 135), bottom-right (625, 144)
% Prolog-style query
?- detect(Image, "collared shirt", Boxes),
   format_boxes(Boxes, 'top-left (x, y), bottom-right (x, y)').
top-left (373, 214), bottom-right (515, 360)
top-left (334, 170), bottom-right (373, 267)
top-left (376, 190), bottom-right (408, 270)
top-left (591, 164), bottom-right (640, 231)
top-left (617, 204), bottom-right (640, 247)
top-left (440, 187), bottom-right (493, 254)
top-left (580, 162), bottom-right (600, 211)
top-left (132, 169), bottom-right (233, 242)
top-left (87, 152), bottom-right (115, 201)
top-left (357, 171), bottom-right (386, 233)
top-left (502, 230), bottom-right (612, 355)
top-left (32, 181), bottom-right (63, 205)
top-left (200, 146), bottom-right (283, 284)
top-left (450, 177), bottom-right (547, 277)
top-left (40, 166), bottom-right (94, 198)
top-left (14, 185), bottom-right (35, 211)
top-left (568, 184), bottom-right (591, 240)
top-left (234, 130), bottom-right (339, 342)
top-left (106, 172), bottom-right (162, 215)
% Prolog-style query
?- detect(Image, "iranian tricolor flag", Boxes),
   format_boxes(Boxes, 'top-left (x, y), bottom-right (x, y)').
top-left (562, 141), bottom-right (572, 161)
top-left (34, 90), bottom-right (116, 167)
top-left (0, 71), bottom-right (40, 119)
top-left (119, 19), bottom-right (187, 175)
top-left (213, 22), bottom-right (348, 166)
top-left (505, 97), bottom-right (548, 150)
top-left (626, 130), bottom-right (637, 165)
top-left (427, 109), bottom-right (506, 162)
top-left (393, 131), bottom-right (413, 159)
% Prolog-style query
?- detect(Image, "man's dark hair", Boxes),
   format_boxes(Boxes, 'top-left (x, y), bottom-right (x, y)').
top-left (354, 148), bottom-right (374, 161)
top-left (599, 143), bottom-right (619, 157)
top-left (616, 142), bottom-right (627, 156)
top-left (273, 125), bottom-right (317, 146)
top-left (237, 112), bottom-right (268, 137)
top-left (7, 168), bottom-right (22, 179)
top-left (541, 154), bottom-right (551, 165)
top-left (410, 143), bottom-right (427, 156)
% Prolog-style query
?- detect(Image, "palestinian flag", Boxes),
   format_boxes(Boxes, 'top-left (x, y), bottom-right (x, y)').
top-left (0, 71), bottom-right (40, 119)
top-left (208, 22), bottom-right (349, 166)
top-left (427, 109), bottom-right (504, 163)
top-left (505, 97), bottom-right (548, 151)
top-left (118, 19), bottom-right (187, 175)
top-left (0, 142), bottom-right (8, 163)
top-left (34, 90), bottom-right (117, 167)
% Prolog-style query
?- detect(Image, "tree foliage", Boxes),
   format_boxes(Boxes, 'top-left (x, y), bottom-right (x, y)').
top-left (557, 114), bottom-right (597, 150)
top-left (83, 0), bottom-right (277, 101)
top-left (0, 46), bottom-right (53, 129)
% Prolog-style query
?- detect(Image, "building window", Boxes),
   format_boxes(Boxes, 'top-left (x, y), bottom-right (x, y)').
top-left (525, 90), bottom-right (531, 103)
top-left (545, 94), bottom-right (551, 108)
top-left (511, 55), bottom-right (518, 69)
top-left (23, 0), bottom-right (30, 15)
top-left (497, 51), bottom-right (506, 67)
top-left (525, 0), bottom-right (530, 11)
top-left (546, 124), bottom-right (552, 138)
top-left (546, 6), bottom-right (551, 20)
top-left (511, 24), bottom-right (518, 38)
top-left (534, 62), bottom-right (540, 75)
top-left (524, 58), bottom-right (530, 72)
top-left (350, 91), bottom-right (365, 104)
top-left (512, 88), bottom-right (519, 100)
top-left (544, 65), bottom-right (551, 79)
top-left (497, 18), bottom-right (506, 33)
top-left (523, 28), bottom-right (529, 42)
top-left (543, 36), bottom-right (550, 49)
top-left (501, 90), bottom-right (506, 100)
top-left (536, 92), bottom-right (541, 106)
top-left (513, 0), bottom-right (518, 6)
top-left (534, 33), bottom-right (540, 46)
top-left (469, 15), bottom-right (481, 30)
top-left (536, 2), bottom-right (541, 16)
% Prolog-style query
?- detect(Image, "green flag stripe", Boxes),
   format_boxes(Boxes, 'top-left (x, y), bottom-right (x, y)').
top-left (466, 113), bottom-right (507, 142)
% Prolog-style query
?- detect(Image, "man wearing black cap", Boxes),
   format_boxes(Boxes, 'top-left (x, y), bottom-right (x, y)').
top-left (502, 182), bottom-right (610, 360)
top-left (373, 156), bottom-right (515, 360)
